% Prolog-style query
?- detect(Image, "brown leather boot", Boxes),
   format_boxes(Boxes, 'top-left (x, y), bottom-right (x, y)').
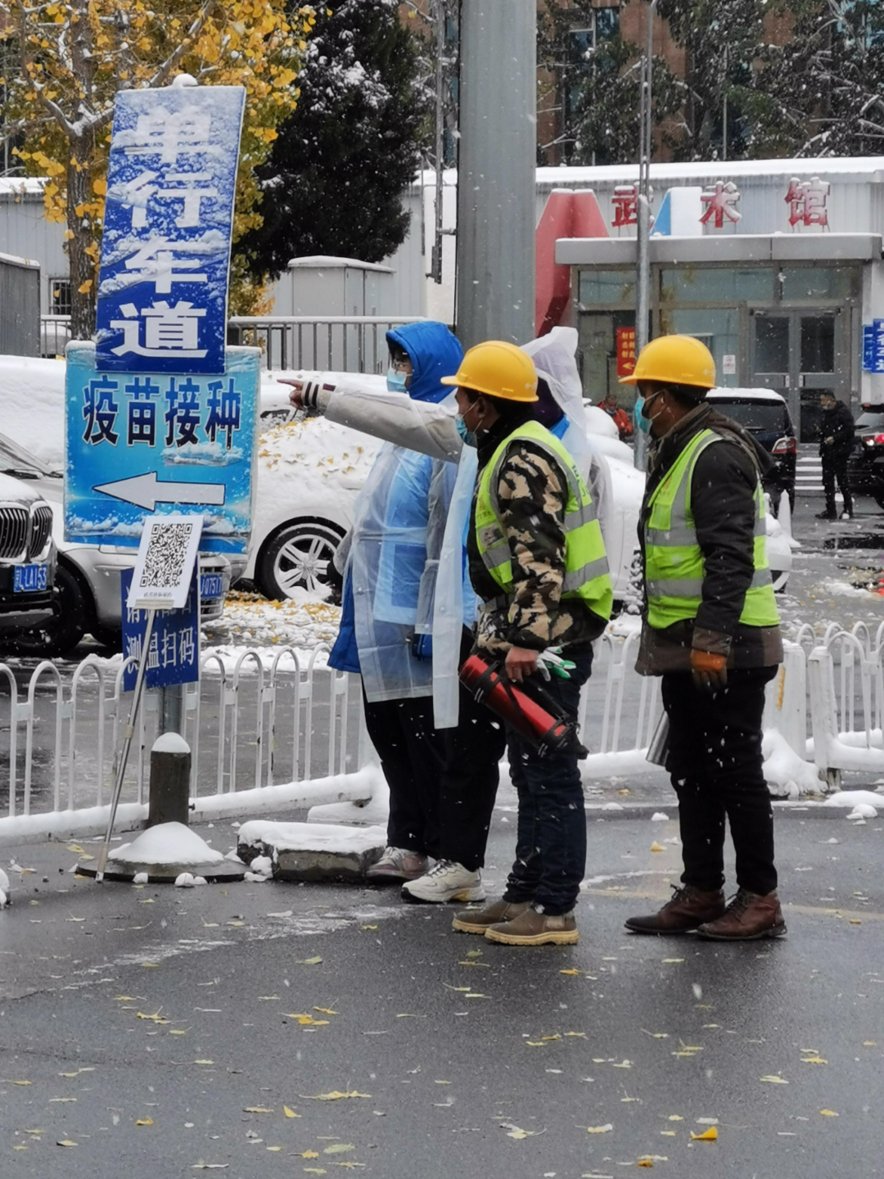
top-left (696, 888), bottom-right (786, 940)
top-left (625, 885), bottom-right (726, 935)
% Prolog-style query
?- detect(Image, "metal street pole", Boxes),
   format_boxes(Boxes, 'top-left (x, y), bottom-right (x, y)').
top-left (455, 0), bottom-right (536, 348)
top-left (634, 0), bottom-right (657, 471)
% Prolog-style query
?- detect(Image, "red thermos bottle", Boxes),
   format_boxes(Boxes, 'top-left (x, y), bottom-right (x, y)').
top-left (459, 653), bottom-right (587, 758)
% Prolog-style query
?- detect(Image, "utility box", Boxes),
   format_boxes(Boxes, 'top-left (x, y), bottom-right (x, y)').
top-left (0, 251), bottom-right (40, 357)
top-left (271, 255), bottom-right (397, 373)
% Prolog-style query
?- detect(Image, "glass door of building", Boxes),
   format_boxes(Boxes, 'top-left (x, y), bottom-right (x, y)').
top-left (750, 310), bottom-right (847, 442)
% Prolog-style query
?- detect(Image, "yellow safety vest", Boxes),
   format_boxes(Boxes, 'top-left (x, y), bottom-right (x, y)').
top-left (645, 428), bottom-right (780, 630)
top-left (475, 420), bottom-right (613, 623)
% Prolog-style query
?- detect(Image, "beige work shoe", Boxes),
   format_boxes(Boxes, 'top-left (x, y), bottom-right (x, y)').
top-left (484, 904), bottom-right (578, 946)
top-left (451, 899), bottom-right (531, 935)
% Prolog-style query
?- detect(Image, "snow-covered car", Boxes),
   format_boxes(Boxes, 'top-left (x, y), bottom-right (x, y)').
top-left (0, 471), bottom-right (56, 649)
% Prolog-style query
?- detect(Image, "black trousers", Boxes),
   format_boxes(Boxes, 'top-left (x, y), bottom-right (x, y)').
top-left (822, 454), bottom-right (852, 516)
top-left (362, 630), bottom-right (505, 867)
top-left (661, 667), bottom-right (778, 896)
top-left (363, 692), bottom-right (446, 857)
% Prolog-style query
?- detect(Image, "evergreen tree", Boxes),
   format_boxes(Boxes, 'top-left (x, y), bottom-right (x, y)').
top-left (752, 0), bottom-right (884, 157)
top-left (241, 0), bottom-right (428, 283)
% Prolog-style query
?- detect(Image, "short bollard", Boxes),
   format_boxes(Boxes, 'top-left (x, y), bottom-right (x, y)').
top-left (148, 731), bottom-right (191, 827)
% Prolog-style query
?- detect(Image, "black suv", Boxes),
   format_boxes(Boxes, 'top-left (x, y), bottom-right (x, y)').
top-left (0, 472), bottom-right (56, 649)
top-left (846, 406), bottom-right (884, 509)
top-left (705, 389), bottom-right (797, 509)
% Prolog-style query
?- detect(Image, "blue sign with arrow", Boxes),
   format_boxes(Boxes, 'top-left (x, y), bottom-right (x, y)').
top-left (64, 340), bottom-right (259, 554)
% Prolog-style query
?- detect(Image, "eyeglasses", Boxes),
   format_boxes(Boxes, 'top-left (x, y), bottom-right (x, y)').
top-left (391, 355), bottom-right (412, 373)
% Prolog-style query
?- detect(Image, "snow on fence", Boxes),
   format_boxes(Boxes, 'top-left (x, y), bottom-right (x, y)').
top-left (1, 622), bottom-right (882, 846)
top-left (0, 648), bottom-right (373, 846)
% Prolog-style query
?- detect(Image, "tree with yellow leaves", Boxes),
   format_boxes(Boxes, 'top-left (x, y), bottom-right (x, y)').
top-left (0, 0), bottom-right (315, 338)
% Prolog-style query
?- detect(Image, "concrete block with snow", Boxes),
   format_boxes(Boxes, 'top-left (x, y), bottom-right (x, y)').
top-left (237, 820), bottom-right (387, 882)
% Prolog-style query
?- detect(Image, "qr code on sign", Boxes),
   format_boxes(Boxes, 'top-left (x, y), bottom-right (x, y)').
top-left (140, 522), bottom-right (195, 589)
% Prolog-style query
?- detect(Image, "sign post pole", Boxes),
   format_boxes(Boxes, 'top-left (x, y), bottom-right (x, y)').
top-left (96, 606), bottom-right (159, 882)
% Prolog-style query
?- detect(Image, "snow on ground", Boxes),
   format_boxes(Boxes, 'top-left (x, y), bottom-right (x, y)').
top-left (200, 588), bottom-right (341, 672)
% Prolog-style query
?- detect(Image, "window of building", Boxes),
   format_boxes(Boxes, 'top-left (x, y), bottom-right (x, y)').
top-left (563, 8), bottom-right (621, 162)
top-left (578, 267), bottom-right (635, 309)
top-left (49, 278), bottom-right (72, 316)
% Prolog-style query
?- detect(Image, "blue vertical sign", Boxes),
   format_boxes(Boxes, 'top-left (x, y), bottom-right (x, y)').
top-left (95, 83), bottom-right (245, 375)
top-left (863, 320), bottom-right (884, 374)
top-left (121, 567), bottom-right (200, 691)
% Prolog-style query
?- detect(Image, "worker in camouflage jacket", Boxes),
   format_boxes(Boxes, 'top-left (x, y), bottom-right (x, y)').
top-left (439, 340), bottom-right (613, 947)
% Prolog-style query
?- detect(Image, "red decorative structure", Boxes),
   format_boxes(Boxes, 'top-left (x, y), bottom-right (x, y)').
top-left (535, 189), bottom-right (609, 336)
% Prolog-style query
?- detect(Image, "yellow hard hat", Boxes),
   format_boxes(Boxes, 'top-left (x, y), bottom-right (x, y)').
top-left (619, 334), bottom-right (716, 390)
top-left (440, 340), bottom-right (539, 402)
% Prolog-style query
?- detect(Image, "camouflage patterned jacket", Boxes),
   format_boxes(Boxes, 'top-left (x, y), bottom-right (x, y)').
top-left (468, 420), bottom-right (607, 657)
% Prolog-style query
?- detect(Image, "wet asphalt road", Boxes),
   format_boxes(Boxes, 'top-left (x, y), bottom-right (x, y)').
top-left (0, 490), bottom-right (882, 1178)
top-left (0, 803), bottom-right (881, 1179)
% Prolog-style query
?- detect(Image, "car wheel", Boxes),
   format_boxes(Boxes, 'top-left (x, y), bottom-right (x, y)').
top-left (257, 519), bottom-right (346, 600)
top-left (5, 561), bottom-right (90, 658)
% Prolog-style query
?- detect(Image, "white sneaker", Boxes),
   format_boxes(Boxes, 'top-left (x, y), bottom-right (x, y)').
top-left (366, 847), bottom-right (429, 883)
top-left (401, 859), bottom-right (486, 904)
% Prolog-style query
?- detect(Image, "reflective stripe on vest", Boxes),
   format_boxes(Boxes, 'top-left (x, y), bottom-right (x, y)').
top-left (644, 429), bottom-right (780, 630)
top-left (475, 420), bottom-right (613, 622)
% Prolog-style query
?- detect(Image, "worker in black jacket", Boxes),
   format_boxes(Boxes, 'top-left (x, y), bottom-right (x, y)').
top-left (620, 335), bottom-right (785, 941)
top-left (816, 392), bottom-right (855, 520)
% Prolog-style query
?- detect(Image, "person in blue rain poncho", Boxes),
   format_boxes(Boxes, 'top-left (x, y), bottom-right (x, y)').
top-left (283, 322), bottom-right (502, 896)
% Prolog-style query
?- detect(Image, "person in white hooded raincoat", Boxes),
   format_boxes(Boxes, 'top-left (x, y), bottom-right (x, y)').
top-left (283, 321), bottom-right (505, 896)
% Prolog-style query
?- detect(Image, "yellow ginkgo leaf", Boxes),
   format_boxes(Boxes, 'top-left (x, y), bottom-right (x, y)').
top-left (649, 841), bottom-right (666, 852)
top-left (300, 1149), bottom-right (320, 1157)
top-left (282, 1105), bottom-right (300, 1118)
top-left (586, 1123), bottom-right (613, 1134)
top-left (819, 1109), bottom-right (839, 1117)
top-left (690, 1126), bottom-right (718, 1141)
top-left (57, 1139), bottom-right (78, 1147)
top-left (313, 1007), bottom-right (338, 1016)
top-left (323, 1144), bottom-right (355, 1154)
top-left (801, 1055), bottom-right (828, 1065)
top-left (242, 1106), bottom-right (274, 1114)
top-left (759, 1075), bottom-right (788, 1084)
top-left (134, 1118), bottom-right (154, 1127)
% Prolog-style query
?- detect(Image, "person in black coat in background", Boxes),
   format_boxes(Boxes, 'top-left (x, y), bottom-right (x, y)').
top-left (816, 392), bottom-right (855, 520)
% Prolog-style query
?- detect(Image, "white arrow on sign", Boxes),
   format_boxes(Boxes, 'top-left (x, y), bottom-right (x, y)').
top-left (94, 472), bottom-right (227, 510)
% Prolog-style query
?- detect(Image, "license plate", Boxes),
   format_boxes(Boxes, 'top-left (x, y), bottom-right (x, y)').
top-left (14, 563), bottom-right (48, 593)
top-left (199, 573), bottom-right (224, 600)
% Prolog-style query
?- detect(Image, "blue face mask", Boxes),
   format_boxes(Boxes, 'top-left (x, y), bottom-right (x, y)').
top-left (455, 414), bottom-right (477, 447)
top-left (636, 392), bottom-right (660, 434)
top-left (386, 368), bottom-right (408, 393)
top-left (636, 395), bottom-right (651, 434)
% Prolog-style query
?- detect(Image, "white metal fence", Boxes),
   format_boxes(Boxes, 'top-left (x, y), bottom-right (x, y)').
top-left (0, 648), bottom-right (371, 845)
top-left (2, 622), bottom-right (882, 846)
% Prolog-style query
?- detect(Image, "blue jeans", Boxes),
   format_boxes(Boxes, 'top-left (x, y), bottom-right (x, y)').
top-left (502, 646), bottom-right (593, 915)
